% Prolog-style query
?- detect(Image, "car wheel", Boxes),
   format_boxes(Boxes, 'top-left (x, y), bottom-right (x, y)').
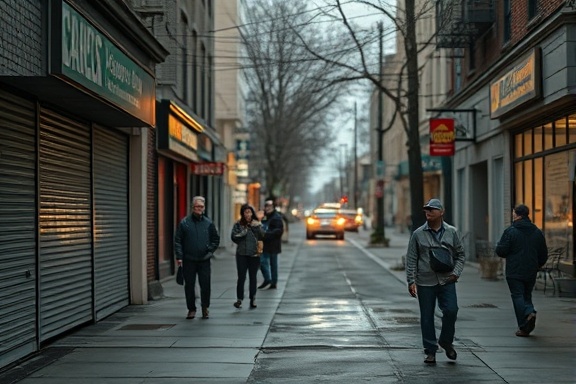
top-left (338, 232), bottom-right (344, 240)
top-left (306, 231), bottom-right (313, 239)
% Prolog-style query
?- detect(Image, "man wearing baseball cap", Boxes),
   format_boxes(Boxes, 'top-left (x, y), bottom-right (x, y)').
top-left (405, 198), bottom-right (466, 365)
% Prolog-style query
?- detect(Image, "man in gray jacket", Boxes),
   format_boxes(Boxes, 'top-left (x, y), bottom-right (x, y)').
top-left (405, 199), bottom-right (466, 365)
top-left (175, 196), bottom-right (220, 320)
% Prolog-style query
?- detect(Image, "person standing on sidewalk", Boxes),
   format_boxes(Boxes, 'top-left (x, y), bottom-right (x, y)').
top-left (495, 204), bottom-right (548, 337)
top-left (405, 198), bottom-right (466, 365)
top-left (258, 198), bottom-right (284, 290)
top-left (175, 196), bottom-right (220, 320)
top-left (231, 204), bottom-right (265, 309)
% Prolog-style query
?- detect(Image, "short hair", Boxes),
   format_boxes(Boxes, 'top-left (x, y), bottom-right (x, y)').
top-left (192, 196), bottom-right (206, 206)
top-left (514, 204), bottom-right (529, 217)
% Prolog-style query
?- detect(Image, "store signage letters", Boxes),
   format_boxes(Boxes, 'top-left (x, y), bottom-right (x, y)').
top-left (56, 2), bottom-right (155, 124)
top-left (191, 162), bottom-right (225, 176)
top-left (490, 49), bottom-right (540, 119)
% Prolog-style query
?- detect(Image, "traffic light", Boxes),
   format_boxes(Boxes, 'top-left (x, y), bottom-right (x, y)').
top-left (340, 195), bottom-right (348, 205)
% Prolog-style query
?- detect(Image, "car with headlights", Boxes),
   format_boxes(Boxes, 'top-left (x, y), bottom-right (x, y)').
top-left (306, 208), bottom-right (345, 240)
top-left (338, 209), bottom-right (363, 232)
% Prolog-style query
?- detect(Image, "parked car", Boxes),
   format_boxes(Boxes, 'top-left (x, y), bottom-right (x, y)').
top-left (338, 209), bottom-right (363, 232)
top-left (306, 208), bottom-right (346, 240)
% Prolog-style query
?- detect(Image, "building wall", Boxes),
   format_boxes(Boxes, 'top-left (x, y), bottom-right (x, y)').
top-left (0, 0), bottom-right (43, 75)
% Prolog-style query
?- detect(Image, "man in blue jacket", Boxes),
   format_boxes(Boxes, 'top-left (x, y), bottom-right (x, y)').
top-left (496, 204), bottom-right (548, 337)
top-left (175, 196), bottom-right (220, 320)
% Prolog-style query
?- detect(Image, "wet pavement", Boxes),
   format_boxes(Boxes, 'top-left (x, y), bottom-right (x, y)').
top-left (1, 222), bottom-right (575, 383)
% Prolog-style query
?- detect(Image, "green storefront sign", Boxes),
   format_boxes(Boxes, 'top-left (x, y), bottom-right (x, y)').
top-left (55, 2), bottom-right (155, 125)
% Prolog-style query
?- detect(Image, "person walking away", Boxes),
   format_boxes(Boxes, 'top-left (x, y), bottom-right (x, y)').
top-left (231, 204), bottom-right (265, 309)
top-left (258, 198), bottom-right (284, 290)
top-left (495, 204), bottom-right (548, 337)
top-left (405, 198), bottom-right (466, 365)
top-left (175, 196), bottom-right (220, 320)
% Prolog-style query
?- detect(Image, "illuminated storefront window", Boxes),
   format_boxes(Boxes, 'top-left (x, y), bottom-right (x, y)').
top-left (513, 113), bottom-right (575, 267)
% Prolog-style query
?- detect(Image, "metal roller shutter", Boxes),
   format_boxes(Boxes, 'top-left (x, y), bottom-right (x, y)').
top-left (0, 90), bottom-right (37, 366)
top-left (39, 109), bottom-right (92, 342)
top-left (93, 126), bottom-right (129, 320)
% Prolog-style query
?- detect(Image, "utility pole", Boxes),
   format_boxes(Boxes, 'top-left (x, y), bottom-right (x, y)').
top-left (340, 143), bottom-right (347, 199)
top-left (353, 102), bottom-right (358, 209)
top-left (371, 21), bottom-right (387, 246)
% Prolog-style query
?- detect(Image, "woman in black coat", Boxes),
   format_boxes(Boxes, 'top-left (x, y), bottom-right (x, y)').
top-left (231, 204), bottom-right (265, 309)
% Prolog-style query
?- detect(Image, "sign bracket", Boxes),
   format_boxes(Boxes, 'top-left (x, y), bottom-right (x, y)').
top-left (426, 108), bottom-right (476, 142)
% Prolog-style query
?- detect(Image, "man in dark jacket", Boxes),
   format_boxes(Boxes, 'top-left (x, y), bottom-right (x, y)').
top-left (175, 196), bottom-right (220, 320)
top-left (496, 204), bottom-right (548, 337)
top-left (258, 198), bottom-right (284, 290)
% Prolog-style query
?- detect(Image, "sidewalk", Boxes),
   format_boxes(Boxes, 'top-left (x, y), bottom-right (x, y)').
top-left (1, 224), bottom-right (575, 383)
top-left (355, 226), bottom-right (576, 382)
top-left (1, 243), bottom-right (299, 384)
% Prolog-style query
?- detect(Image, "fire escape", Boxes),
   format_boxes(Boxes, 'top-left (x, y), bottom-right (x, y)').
top-left (436, 0), bottom-right (495, 49)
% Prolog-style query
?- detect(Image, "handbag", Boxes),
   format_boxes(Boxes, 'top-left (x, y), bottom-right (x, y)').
top-left (176, 265), bottom-right (184, 285)
top-left (428, 247), bottom-right (454, 273)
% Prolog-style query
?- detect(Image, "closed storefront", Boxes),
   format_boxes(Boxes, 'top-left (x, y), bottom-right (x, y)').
top-left (0, 0), bottom-right (167, 369)
top-left (38, 108), bottom-right (92, 341)
top-left (93, 125), bottom-right (129, 320)
top-left (0, 90), bottom-right (37, 366)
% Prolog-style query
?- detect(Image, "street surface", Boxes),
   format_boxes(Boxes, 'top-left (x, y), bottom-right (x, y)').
top-left (1, 222), bottom-right (574, 383)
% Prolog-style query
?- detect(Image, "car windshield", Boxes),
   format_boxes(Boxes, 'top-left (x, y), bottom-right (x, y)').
top-left (314, 211), bottom-right (337, 219)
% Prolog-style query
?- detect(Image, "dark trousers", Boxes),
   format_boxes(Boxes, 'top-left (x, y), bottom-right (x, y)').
top-left (506, 277), bottom-right (536, 328)
top-left (417, 282), bottom-right (459, 354)
top-left (182, 259), bottom-right (211, 311)
top-left (236, 255), bottom-right (260, 301)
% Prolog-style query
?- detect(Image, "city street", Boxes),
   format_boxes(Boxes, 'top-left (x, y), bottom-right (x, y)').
top-left (1, 222), bottom-right (575, 383)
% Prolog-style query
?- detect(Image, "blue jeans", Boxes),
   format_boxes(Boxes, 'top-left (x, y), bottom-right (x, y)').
top-left (506, 277), bottom-right (536, 328)
top-left (260, 252), bottom-right (278, 284)
top-left (182, 259), bottom-right (211, 311)
top-left (416, 282), bottom-right (459, 354)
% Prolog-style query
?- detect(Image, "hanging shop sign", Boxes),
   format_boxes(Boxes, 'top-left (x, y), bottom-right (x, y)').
top-left (490, 48), bottom-right (541, 119)
top-left (50, 1), bottom-right (156, 125)
top-left (191, 162), bottom-right (225, 176)
top-left (429, 118), bottom-right (455, 156)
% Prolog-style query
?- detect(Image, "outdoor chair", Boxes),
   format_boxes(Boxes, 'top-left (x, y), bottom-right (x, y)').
top-left (537, 247), bottom-right (564, 295)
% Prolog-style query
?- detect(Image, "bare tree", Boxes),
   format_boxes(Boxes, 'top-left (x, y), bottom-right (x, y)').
top-left (240, 0), bottom-right (350, 204)
top-left (289, 0), bottom-right (441, 238)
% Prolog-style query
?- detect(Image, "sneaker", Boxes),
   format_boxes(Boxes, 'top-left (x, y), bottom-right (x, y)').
top-left (202, 307), bottom-right (209, 319)
top-left (424, 353), bottom-right (436, 365)
top-left (186, 310), bottom-right (196, 319)
top-left (250, 299), bottom-right (257, 309)
top-left (233, 300), bottom-right (242, 309)
top-left (258, 281), bottom-right (271, 289)
top-left (523, 313), bottom-right (536, 334)
top-left (439, 342), bottom-right (457, 360)
top-left (269, 284), bottom-right (277, 289)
